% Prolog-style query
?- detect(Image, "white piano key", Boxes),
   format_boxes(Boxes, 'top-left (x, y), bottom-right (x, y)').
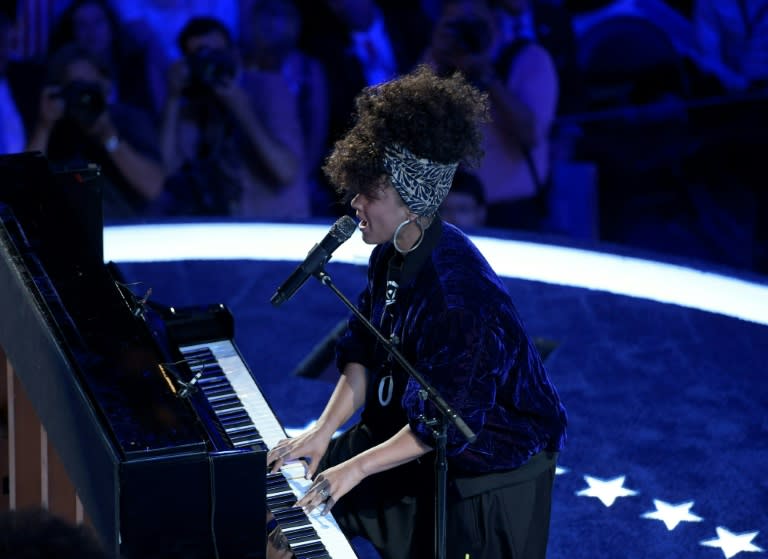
top-left (179, 341), bottom-right (359, 558)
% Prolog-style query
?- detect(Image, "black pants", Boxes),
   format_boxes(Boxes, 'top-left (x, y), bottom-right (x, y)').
top-left (320, 424), bottom-right (558, 559)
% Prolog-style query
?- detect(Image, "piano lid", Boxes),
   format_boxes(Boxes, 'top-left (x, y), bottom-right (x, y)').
top-left (0, 152), bottom-right (209, 457)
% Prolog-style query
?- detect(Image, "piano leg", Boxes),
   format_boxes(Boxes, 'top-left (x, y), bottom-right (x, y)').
top-left (1, 346), bottom-right (87, 526)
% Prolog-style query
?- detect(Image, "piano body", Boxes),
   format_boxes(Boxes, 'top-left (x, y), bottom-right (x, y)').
top-left (0, 152), bottom-right (267, 557)
top-left (0, 152), bottom-right (358, 559)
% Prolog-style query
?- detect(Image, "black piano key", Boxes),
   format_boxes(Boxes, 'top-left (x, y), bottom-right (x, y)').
top-left (295, 552), bottom-right (331, 559)
top-left (221, 418), bottom-right (255, 431)
top-left (217, 408), bottom-right (251, 422)
top-left (273, 508), bottom-right (306, 522)
top-left (198, 365), bottom-right (224, 376)
top-left (266, 485), bottom-right (293, 497)
top-left (284, 527), bottom-right (319, 543)
top-left (292, 542), bottom-right (330, 558)
top-left (211, 400), bottom-right (243, 413)
top-left (281, 519), bottom-right (314, 532)
top-left (181, 348), bottom-right (213, 359)
top-left (227, 426), bottom-right (260, 438)
top-left (197, 372), bottom-right (226, 383)
top-left (198, 378), bottom-right (228, 390)
top-left (268, 499), bottom-right (298, 512)
top-left (296, 552), bottom-right (331, 559)
top-left (201, 384), bottom-right (234, 398)
top-left (266, 475), bottom-right (289, 488)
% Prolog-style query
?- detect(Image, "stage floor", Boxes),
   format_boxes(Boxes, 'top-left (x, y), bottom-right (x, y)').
top-left (111, 222), bottom-right (768, 559)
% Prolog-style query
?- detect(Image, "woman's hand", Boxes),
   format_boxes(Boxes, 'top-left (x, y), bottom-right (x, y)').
top-left (297, 460), bottom-right (365, 515)
top-left (267, 425), bottom-right (333, 478)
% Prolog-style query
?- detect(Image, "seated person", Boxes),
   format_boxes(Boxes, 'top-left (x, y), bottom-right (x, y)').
top-left (26, 44), bottom-right (165, 219)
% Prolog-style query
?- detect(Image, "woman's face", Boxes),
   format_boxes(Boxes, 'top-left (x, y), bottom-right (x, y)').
top-left (351, 180), bottom-right (411, 246)
top-left (72, 3), bottom-right (112, 55)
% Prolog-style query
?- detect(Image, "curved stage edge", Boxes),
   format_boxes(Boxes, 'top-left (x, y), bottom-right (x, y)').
top-left (108, 221), bottom-right (768, 559)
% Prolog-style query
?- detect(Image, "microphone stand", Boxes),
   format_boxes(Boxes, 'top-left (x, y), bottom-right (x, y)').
top-left (315, 269), bottom-right (476, 559)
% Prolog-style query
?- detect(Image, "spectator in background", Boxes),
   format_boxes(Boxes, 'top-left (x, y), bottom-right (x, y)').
top-left (0, 12), bottom-right (43, 154)
top-left (693, 0), bottom-right (768, 92)
top-left (439, 168), bottom-right (487, 230)
top-left (426, 0), bottom-right (558, 231)
top-left (113, 0), bottom-right (238, 61)
top-left (47, 0), bottom-right (168, 117)
top-left (489, 0), bottom-right (583, 114)
top-left (159, 16), bottom-right (307, 219)
top-left (0, 507), bottom-right (113, 559)
top-left (26, 44), bottom-right (165, 219)
top-left (241, 0), bottom-right (331, 217)
top-left (299, 0), bottom-right (433, 215)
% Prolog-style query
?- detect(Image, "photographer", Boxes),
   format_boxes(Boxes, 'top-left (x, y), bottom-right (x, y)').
top-left (26, 44), bottom-right (165, 218)
top-left (427, 0), bottom-right (559, 231)
top-left (159, 16), bottom-right (306, 218)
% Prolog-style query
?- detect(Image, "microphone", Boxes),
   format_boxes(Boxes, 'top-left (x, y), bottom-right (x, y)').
top-left (270, 215), bottom-right (357, 306)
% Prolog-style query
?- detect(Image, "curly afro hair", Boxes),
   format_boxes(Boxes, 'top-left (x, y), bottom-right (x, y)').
top-left (323, 64), bottom-right (489, 202)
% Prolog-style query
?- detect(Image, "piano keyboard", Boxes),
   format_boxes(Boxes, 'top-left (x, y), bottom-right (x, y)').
top-left (180, 340), bottom-right (358, 559)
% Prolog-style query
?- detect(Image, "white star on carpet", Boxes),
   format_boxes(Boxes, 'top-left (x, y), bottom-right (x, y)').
top-left (576, 475), bottom-right (638, 507)
top-left (556, 466), bottom-right (569, 476)
top-left (700, 527), bottom-right (764, 558)
top-left (641, 499), bottom-right (703, 530)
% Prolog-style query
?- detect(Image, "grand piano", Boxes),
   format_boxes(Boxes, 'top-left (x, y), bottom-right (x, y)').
top-left (0, 153), bottom-right (357, 558)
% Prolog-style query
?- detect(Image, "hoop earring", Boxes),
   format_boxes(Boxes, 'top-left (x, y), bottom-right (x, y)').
top-left (393, 219), bottom-right (424, 255)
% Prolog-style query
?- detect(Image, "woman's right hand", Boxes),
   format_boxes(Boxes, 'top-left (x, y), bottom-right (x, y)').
top-left (267, 425), bottom-right (333, 479)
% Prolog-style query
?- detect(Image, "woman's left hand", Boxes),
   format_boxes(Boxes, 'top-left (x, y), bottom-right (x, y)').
top-left (296, 460), bottom-right (364, 515)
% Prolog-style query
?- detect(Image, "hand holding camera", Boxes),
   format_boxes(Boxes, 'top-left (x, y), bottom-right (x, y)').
top-left (58, 80), bottom-right (108, 130)
top-left (182, 46), bottom-right (238, 97)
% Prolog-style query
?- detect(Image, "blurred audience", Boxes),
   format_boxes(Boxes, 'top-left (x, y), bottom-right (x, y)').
top-left (26, 43), bottom-right (165, 219)
top-left (114, 0), bottom-right (238, 61)
top-left (0, 507), bottom-right (114, 559)
top-left (241, 0), bottom-right (330, 217)
top-left (693, 0), bottom-right (768, 92)
top-left (439, 168), bottom-right (487, 230)
top-left (489, 0), bottom-right (584, 114)
top-left (426, 0), bottom-right (558, 231)
top-left (47, 0), bottom-right (168, 117)
top-left (299, 0), bottom-right (433, 215)
top-left (158, 16), bottom-right (307, 219)
top-left (0, 11), bottom-right (43, 154)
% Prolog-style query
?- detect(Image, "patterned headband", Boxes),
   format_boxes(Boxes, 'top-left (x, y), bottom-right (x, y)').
top-left (382, 143), bottom-right (459, 217)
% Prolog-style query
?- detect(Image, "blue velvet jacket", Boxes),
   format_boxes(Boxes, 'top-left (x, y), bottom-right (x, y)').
top-left (336, 219), bottom-right (567, 474)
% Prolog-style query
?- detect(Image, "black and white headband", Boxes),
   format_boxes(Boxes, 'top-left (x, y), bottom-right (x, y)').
top-left (382, 143), bottom-right (458, 217)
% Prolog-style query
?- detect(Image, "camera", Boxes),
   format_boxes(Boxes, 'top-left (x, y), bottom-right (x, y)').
top-left (59, 80), bottom-right (107, 128)
top-left (443, 16), bottom-right (492, 55)
top-left (185, 46), bottom-right (237, 94)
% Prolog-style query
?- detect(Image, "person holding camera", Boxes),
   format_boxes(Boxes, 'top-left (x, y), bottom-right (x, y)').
top-left (158, 16), bottom-right (306, 218)
top-left (426, 0), bottom-right (559, 231)
top-left (26, 44), bottom-right (165, 219)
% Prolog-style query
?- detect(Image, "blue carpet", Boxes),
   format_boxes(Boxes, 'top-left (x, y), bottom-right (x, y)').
top-left (116, 254), bottom-right (768, 559)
